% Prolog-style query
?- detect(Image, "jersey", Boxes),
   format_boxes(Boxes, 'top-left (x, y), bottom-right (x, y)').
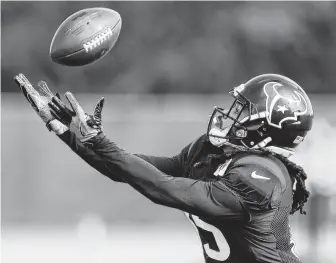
top-left (182, 135), bottom-right (300, 263)
top-left (59, 131), bottom-right (301, 263)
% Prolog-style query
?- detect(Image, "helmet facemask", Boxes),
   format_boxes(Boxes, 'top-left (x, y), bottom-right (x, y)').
top-left (207, 92), bottom-right (250, 147)
top-left (207, 90), bottom-right (257, 147)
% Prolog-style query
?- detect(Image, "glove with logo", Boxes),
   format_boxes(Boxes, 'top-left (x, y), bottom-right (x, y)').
top-left (49, 92), bottom-right (105, 143)
top-left (13, 73), bottom-right (69, 135)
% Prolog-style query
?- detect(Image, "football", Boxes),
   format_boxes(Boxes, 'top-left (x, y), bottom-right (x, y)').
top-left (50, 7), bottom-right (122, 66)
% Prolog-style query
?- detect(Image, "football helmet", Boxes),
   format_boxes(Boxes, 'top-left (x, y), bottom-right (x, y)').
top-left (207, 74), bottom-right (314, 154)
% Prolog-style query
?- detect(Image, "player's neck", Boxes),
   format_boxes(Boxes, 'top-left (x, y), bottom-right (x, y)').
top-left (265, 146), bottom-right (294, 158)
top-left (225, 140), bottom-right (294, 158)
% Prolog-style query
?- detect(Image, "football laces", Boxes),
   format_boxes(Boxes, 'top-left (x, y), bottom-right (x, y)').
top-left (83, 27), bottom-right (113, 52)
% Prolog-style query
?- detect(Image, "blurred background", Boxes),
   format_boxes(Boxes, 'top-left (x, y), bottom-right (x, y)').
top-left (1, 1), bottom-right (336, 263)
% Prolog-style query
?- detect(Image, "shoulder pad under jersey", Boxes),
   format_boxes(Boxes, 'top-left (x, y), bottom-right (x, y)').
top-left (221, 154), bottom-right (289, 211)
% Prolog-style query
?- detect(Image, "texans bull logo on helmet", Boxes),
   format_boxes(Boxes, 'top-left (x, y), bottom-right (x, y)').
top-left (263, 82), bottom-right (308, 129)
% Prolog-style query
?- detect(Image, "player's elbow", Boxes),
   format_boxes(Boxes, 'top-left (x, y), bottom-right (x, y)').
top-left (147, 192), bottom-right (171, 206)
top-left (144, 189), bottom-right (181, 208)
top-left (149, 196), bottom-right (164, 206)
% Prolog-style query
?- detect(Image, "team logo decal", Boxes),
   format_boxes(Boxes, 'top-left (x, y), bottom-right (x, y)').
top-left (263, 82), bottom-right (307, 129)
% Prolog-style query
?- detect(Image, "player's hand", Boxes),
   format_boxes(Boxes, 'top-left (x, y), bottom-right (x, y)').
top-left (49, 91), bottom-right (104, 143)
top-left (13, 73), bottom-right (69, 135)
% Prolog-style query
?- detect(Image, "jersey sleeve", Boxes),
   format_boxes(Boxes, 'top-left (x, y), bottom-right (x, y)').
top-left (58, 131), bottom-right (192, 182)
top-left (133, 142), bottom-right (190, 177)
top-left (58, 130), bottom-right (125, 182)
top-left (85, 133), bottom-right (246, 219)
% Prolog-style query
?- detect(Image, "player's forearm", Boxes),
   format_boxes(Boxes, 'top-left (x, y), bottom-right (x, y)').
top-left (57, 130), bottom-right (125, 182)
top-left (84, 134), bottom-right (190, 207)
top-left (134, 154), bottom-right (184, 176)
top-left (86, 131), bottom-right (184, 176)
top-left (88, 133), bottom-right (244, 218)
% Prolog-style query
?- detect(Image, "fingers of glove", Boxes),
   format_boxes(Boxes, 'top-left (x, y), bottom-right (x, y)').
top-left (18, 81), bottom-right (31, 102)
top-left (49, 107), bottom-right (63, 121)
top-left (26, 94), bottom-right (39, 112)
top-left (64, 92), bottom-right (85, 118)
top-left (13, 75), bottom-right (24, 91)
top-left (37, 80), bottom-right (54, 99)
top-left (56, 92), bottom-right (61, 99)
top-left (93, 97), bottom-right (105, 123)
top-left (51, 96), bottom-right (76, 116)
top-left (14, 73), bottom-right (40, 97)
top-left (14, 74), bottom-right (37, 103)
top-left (49, 101), bottom-right (62, 117)
top-left (52, 96), bottom-right (68, 111)
top-left (86, 114), bottom-right (101, 129)
top-left (39, 105), bottom-right (55, 124)
top-left (27, 93), bottom-right (47, 112)
top-left (49, 99), bottom-right (73, 125)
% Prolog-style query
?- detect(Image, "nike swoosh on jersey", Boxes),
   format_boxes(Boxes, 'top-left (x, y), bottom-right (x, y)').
top-left (251, 171), bottom-right (270, 180)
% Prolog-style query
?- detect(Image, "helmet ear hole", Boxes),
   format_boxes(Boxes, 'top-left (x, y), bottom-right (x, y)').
top-left (235, 129), bottom-right (247, 138)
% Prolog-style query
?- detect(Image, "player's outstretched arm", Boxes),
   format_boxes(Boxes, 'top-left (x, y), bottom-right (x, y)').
top-left (50, 91), bottom-right (193, 178)
top-left (86, 135), bottom-right (281, 220)
top-left (133, 145), bottom-right (190, 178)
top-left (50, 91), bottom-right (246, 218)
top-left (13, 74), bottom-right (125, 182)
top-left (82, 132), bottom-right (246, 219)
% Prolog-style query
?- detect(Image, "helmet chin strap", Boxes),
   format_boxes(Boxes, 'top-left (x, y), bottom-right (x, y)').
top-left (240, 136), bottom-right (272, 149)
top-left (266, 146), bottom-right (295, 158)
top-left (209, 127), bottom-right (294, 158)
top-left (251, 137), bottom-right (272, 149)
top-left (242, 137), bottom-right (294, 158)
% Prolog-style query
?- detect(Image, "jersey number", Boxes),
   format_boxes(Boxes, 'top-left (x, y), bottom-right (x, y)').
top-left (186, 213), bottom-right (230, 261)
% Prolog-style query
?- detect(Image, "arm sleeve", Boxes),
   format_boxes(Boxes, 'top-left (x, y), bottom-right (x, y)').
top-left (85, 133), bottom-right (246, 219)
top-left (58, 130), bottom-right (124, 182)
top-left (58, 130), bottom-right (190, 182)
top-left (134, 142), bottom-right (190, 177)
